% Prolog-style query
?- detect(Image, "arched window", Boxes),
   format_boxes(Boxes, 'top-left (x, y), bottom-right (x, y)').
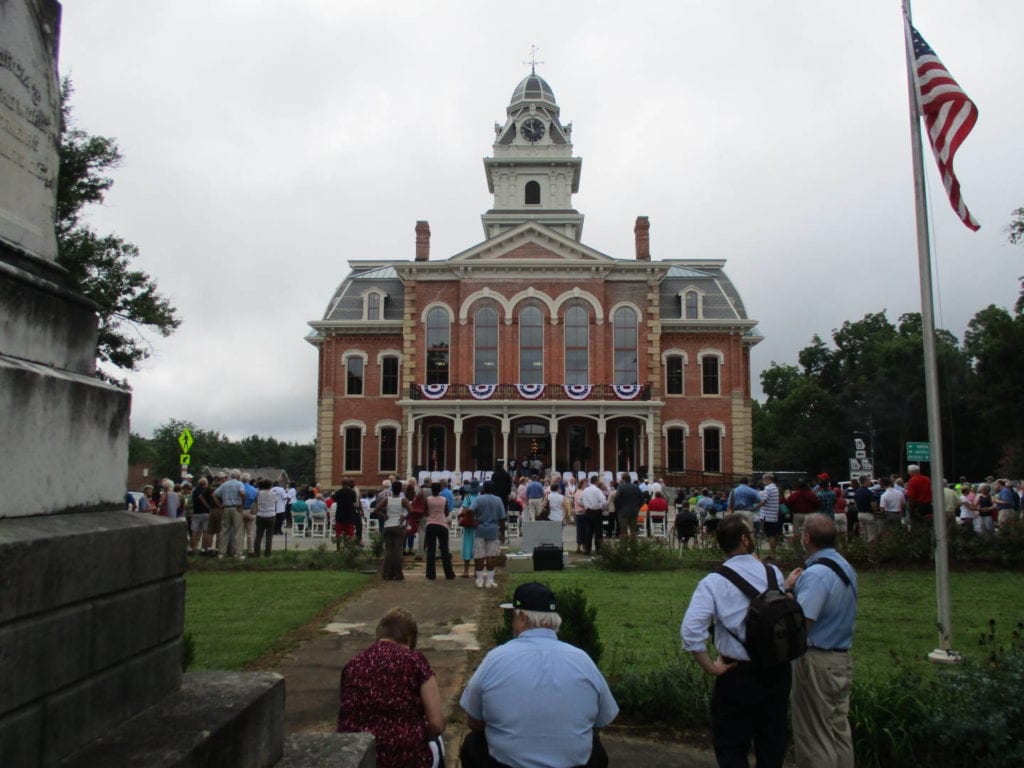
top-left (474, 306), bottom-right (498, 384)
top-left (426, 307), bottom-right (450, 385)
top-left (613, 307), bottom-right (638, 386)
top-left (684, 291), bottom-right (699, 319)
top-left (703, 426), bottom-right (722, 472)
top-left (524, 180), bottom-right (541, 205)
top-left (367, 292), bottom-right (381, 320)
top-left (701, 355), bottom-right (720, 395)
top-left (665, 354), bottom-right (684, 395)
top-left (519, 306), bottom-right (543, 384)
top-left (666, 428), bottom-right (686, 472)
top-left (564, 305), bottom-right (589, 385)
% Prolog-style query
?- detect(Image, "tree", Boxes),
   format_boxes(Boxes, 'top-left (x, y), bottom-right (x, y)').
top-left (754, 311), bottom-right (973, 479)
top-left (1009, 208), bottom-right (1024, 314)
top-left (57, 79), bottom-right (179, 384)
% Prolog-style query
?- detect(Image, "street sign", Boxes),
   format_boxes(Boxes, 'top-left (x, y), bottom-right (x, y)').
top-left (906, 442), bottom-right (931, 462)
top-left (855, 450), bottom-right (866, 459)
top-left (850, 458), bottom-right (874, 476)
top-left (180, 453), bottom-right (191, 466)
top-left (178, 429), bottom-right (194, 454)
top-left (854, 438), bottom-right (866, 450)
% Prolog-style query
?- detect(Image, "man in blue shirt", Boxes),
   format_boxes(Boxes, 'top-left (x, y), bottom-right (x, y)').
top-left (784, 513), bottom-right (858, 768)
top-left (726, 477), bottom-right (760, 519)
top-left (524, 474), bottom-right (545, 522)
top-left (470, 481), bottom-right (507, 589)
top-left (214, 469), bottom-right (246, 558)
top-left (460, 582), bottom-right (618, 768)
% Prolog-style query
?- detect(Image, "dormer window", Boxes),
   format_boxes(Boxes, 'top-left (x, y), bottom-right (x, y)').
top-left (363, 290), bottom-right (386, 321)
top-left (524, 180), bottom-right (541, 205)
top-left (678, 287), bottom-right (704, 319)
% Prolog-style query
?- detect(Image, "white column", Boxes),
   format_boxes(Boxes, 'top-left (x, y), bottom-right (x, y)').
top-left (646, 414), bottom-right (656, 479)
top-left (597, 431), bottom-right (606, 478)
top-left (453, 417), bottom-right (463, 477)
top-left (405, 412), bottom-right (415, 478)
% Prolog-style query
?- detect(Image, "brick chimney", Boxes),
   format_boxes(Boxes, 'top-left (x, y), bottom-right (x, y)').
top-left (634, 216), bottom-right (650, 261)
top-left (415, 220), bottom-right (430, 261)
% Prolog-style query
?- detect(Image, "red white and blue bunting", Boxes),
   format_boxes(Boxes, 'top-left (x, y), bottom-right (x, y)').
top-left (563, 384), bottom-right (593, 400)
top-left (612, 384), bottom-right (642, 400)
top-left (468, 384), bottom-right (496, 400)
top-left (419, 383), bottom-right (449, 400)
top-left (515, 383), bottom-right (545, 400)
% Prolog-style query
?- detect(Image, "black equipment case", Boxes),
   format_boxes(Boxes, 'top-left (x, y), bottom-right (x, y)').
top-left (533, 544), bottom-right (564, 571)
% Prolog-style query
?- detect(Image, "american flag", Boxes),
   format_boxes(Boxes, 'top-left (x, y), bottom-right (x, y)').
top-left (910, 24), bottom-right (980, 231)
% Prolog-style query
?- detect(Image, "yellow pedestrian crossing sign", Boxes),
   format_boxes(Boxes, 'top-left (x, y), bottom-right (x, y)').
top-left (180, 454), bottom-right (191, 466)
top-left (178, 429), bottom-right (194, 454)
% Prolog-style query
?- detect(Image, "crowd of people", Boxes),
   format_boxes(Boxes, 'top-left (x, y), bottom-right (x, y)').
top-left (673, 466), bottom-right (1023, 558)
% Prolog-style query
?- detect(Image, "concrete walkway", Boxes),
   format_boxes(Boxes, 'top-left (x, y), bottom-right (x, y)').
top-left (270, 536), bottom-right (721, 766)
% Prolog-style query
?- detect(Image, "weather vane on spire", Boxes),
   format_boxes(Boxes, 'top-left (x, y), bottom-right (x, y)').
top-left (524, 44), bottom-right (544, 75)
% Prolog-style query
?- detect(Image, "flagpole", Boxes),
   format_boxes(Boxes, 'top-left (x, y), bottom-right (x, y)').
top-left (901, 0), bottom-right (960, 664)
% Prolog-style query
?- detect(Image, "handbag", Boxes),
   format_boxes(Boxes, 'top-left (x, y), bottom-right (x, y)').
top-left (457, 508), bottom-right (476, 528)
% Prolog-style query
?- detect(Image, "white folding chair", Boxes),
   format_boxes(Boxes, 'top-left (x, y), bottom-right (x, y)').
top-left (636, 512), bottom-right (648, 538)
top-left (649, 514), bottom-right (668, 540)
top-left (310, 515), bottom-right (327, 538)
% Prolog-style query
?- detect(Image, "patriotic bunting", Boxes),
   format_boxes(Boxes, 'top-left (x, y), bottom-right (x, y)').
top-left (419, 383), bottom-right (449, 400)
top-left (612, 384), bottom-right (642, 400)
top-left (564, 384), bottom-right (593, 400)
top-left (516, 383), bottom-right (545, 400)
top-left (468, 384), bottom-right (497, 400)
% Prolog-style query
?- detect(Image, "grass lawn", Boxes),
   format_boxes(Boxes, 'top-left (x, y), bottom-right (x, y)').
top-left (184, 571), bottom-right (369, 670)
top-left (508, 566), bottom-right (1024, 681)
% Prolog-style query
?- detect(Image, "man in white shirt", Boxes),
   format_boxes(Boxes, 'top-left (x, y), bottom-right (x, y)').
top-left (877, 477), bottom-right (905, 534)
top-left (578, 480), bottom-right (607, 555)
top-left (681, 515), bottom-right (791, 767)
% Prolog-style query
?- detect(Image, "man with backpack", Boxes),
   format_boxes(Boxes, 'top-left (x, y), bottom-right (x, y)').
top-left (681, 515), bottom-right (797, 768)
top-left (784, 513), bottom-right (858, 768)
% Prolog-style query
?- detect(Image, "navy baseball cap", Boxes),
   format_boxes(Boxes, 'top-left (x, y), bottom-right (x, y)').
top-left (500, 582), bottom-right (557, 612)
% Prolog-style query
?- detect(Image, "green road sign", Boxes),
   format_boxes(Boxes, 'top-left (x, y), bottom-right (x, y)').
top-left (178, 428), bottom-right (194, 454)
top-left (180, 454), bottom-right (191, 466)
top-left (906, 442), bottom-right (931, 462)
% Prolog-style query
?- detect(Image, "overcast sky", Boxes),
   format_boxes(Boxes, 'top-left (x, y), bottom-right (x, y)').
top-left (58, 1), bottom-right (1023, 443)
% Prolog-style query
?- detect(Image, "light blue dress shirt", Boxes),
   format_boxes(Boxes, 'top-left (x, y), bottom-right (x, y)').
top-left (681, 554), bottom-right (785, 661)
top-left (795, 548), bottom-right (857, 650)
top-left (214, 478), bottom-right (244, 507)
top-left (460, 628), bottom-right (618, 768)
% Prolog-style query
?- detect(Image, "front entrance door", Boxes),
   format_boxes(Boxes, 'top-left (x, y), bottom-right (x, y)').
top-left (514, 421), bottom-right (549, 473)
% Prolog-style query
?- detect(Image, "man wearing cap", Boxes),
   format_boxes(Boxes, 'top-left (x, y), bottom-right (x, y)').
top-left (460, 582), bottom-right (619, 768)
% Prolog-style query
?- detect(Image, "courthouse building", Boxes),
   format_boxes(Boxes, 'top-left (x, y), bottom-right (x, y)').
top-left (307, 71), bottom-right (761, 487)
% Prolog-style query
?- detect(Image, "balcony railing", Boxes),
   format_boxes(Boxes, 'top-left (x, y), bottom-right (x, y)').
top-left (408, 382), bottom-right (652, 402)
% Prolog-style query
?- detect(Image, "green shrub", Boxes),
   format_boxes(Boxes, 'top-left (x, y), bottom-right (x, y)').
top-left (493, 585), bottom-right (603, 665)
top-left (592, 538), bottom-right (682, 571)
top-left (849, 620), bottom-right (1024, 768)
top-left (604, 649), bottom-right (711, 728)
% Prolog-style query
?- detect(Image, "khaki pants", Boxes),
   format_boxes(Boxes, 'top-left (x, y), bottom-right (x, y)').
top-left (218, 506), bottom-right (244, 556)
top-left (791, 649), bottom-right (854, 768)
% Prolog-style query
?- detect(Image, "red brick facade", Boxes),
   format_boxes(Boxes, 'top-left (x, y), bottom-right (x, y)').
top-left (308, 73), bottom-right (760, 489)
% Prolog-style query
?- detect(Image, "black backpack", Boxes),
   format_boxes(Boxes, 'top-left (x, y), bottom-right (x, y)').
top-left (715, 562), bottom-right (807, 668)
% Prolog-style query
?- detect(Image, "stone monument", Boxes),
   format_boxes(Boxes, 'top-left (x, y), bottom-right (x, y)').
top-left (0, 4), bottom-right (321, 766)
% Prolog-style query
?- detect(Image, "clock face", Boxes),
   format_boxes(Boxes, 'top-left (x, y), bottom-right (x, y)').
top-left (521, 117), bottom-right (545, 143)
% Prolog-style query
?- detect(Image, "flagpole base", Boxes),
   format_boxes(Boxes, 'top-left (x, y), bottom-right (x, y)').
top-left (928, 648), bottom-right (963, 665)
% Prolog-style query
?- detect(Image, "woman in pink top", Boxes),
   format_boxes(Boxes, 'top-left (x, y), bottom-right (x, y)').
top-left (424, 483), bottom-right (455, 580)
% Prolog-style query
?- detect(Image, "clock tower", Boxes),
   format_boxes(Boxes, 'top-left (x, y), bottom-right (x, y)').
top-left (482, 71), bottom-right (585, 241)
